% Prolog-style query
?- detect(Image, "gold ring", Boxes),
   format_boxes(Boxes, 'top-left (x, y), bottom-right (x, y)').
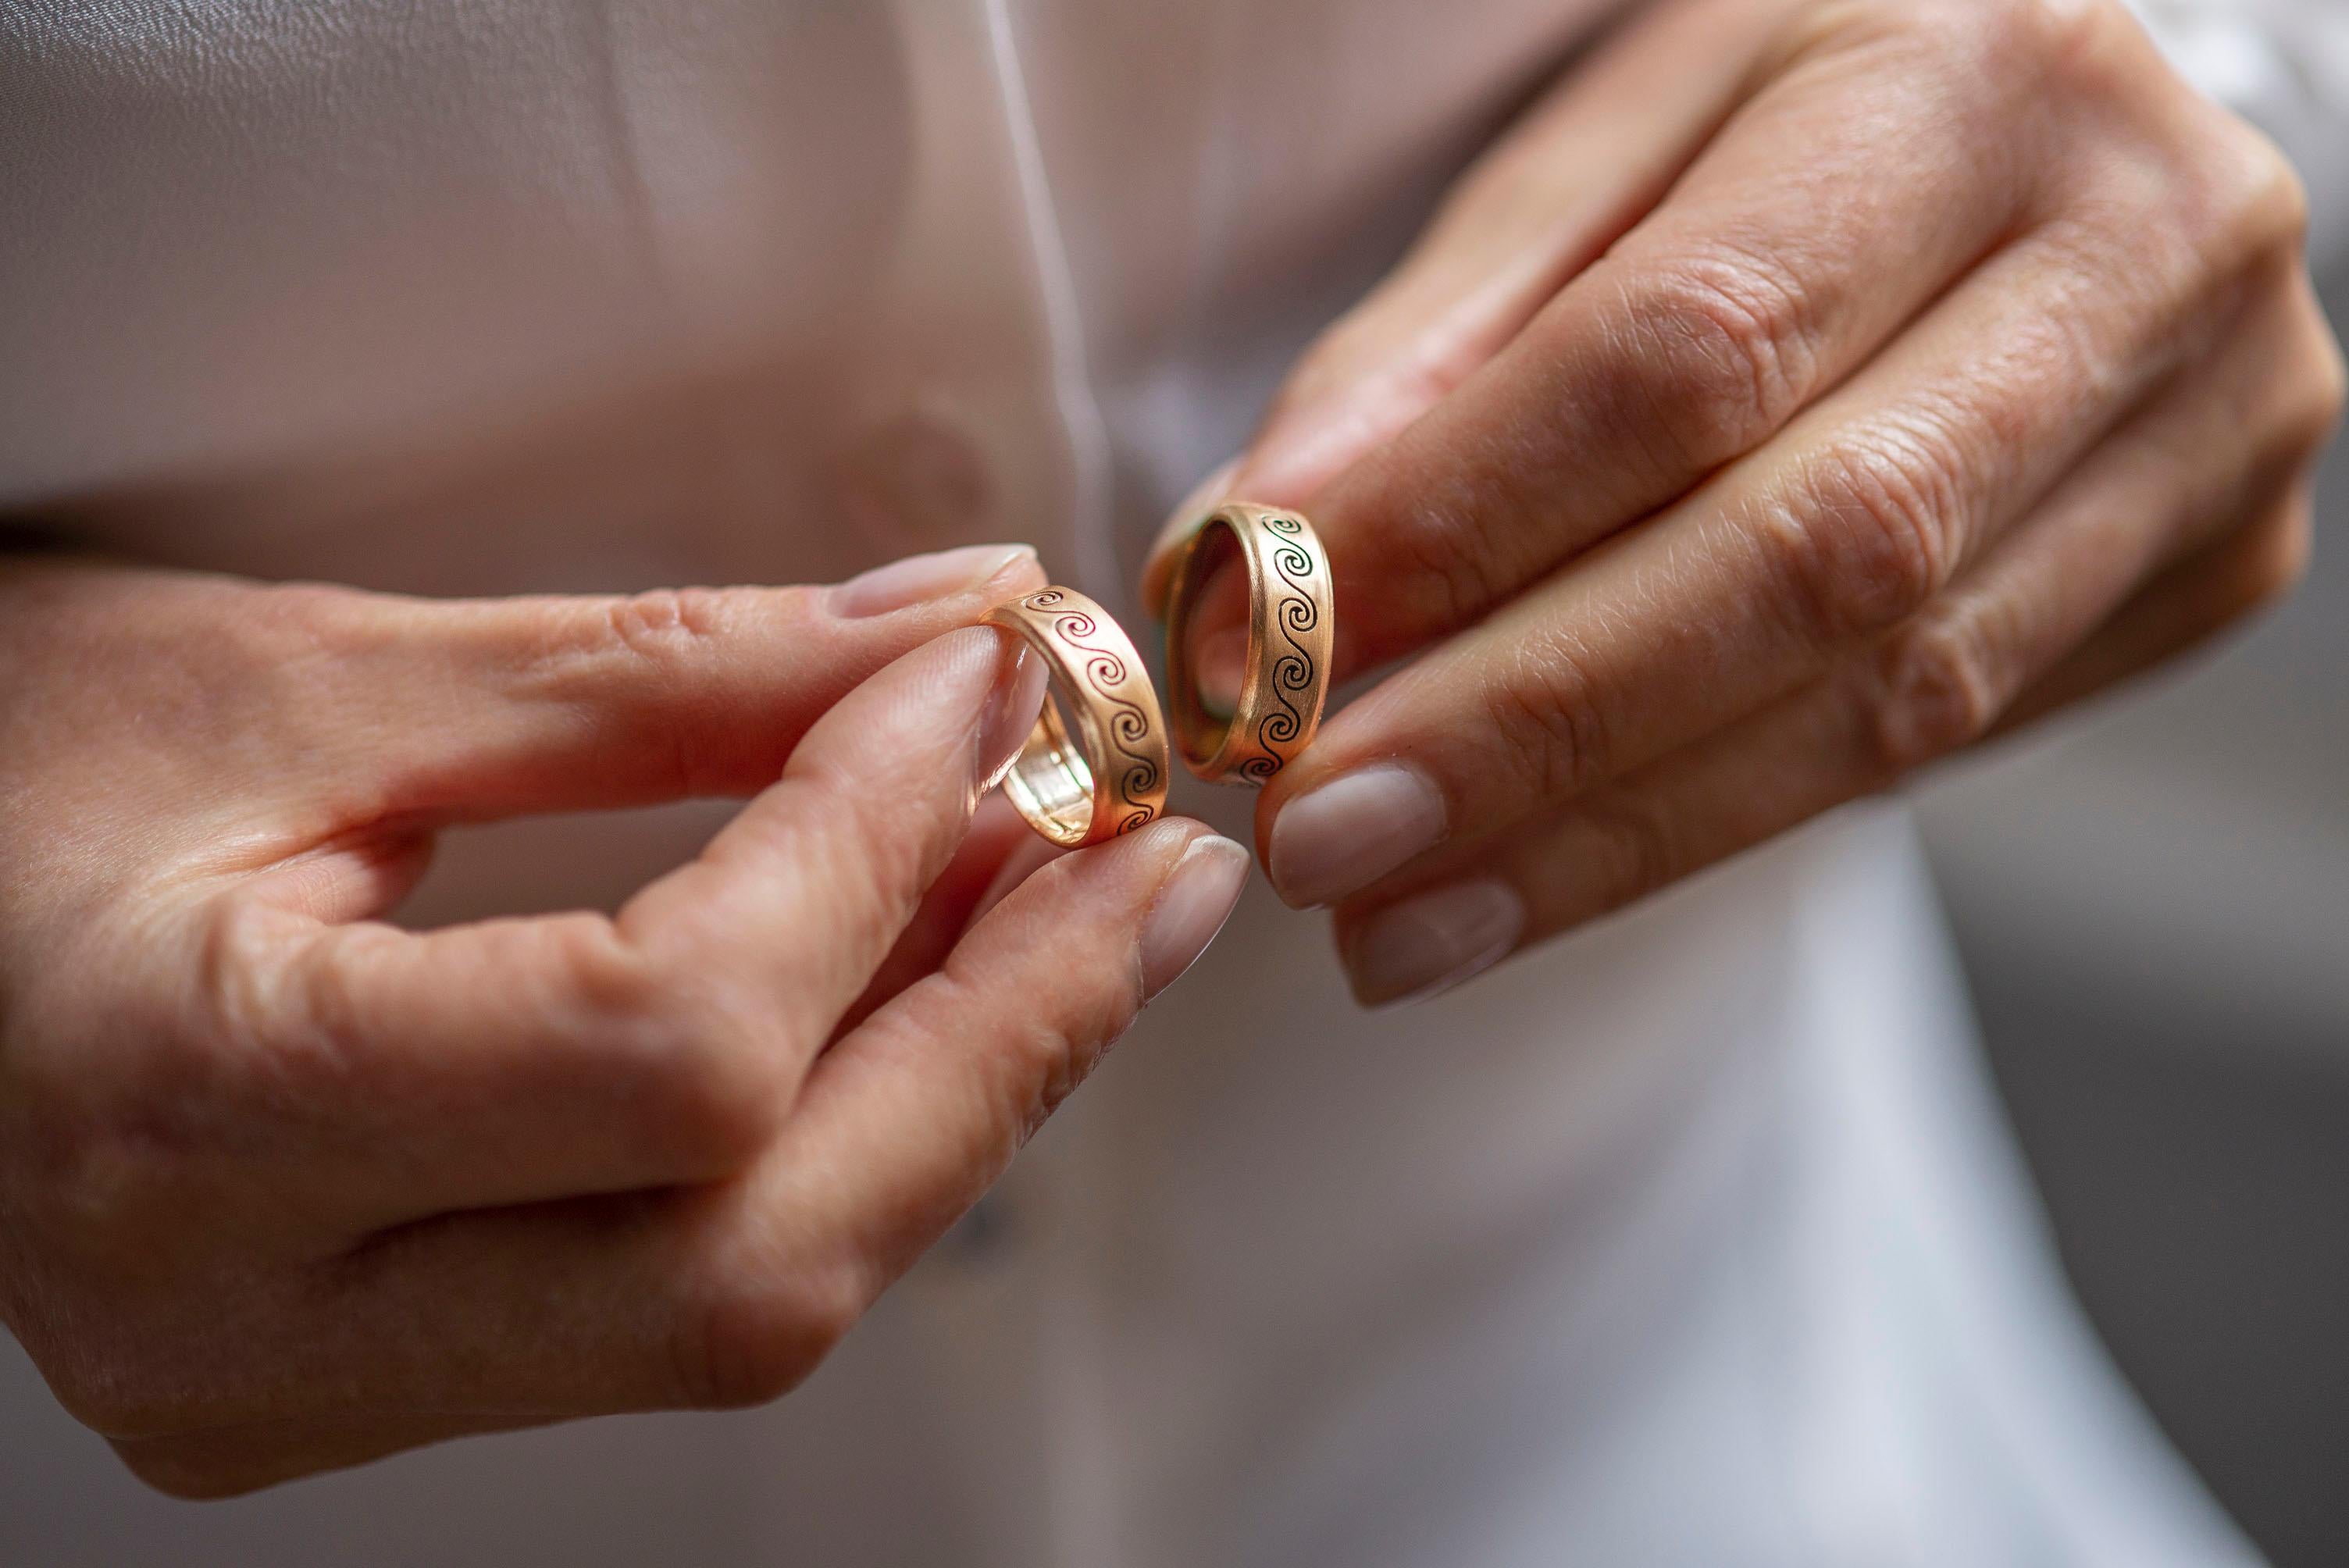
top-left (982, 586), bottom-right (1170, 847)
top-left (1163, 503), bottom-right (1333, 785)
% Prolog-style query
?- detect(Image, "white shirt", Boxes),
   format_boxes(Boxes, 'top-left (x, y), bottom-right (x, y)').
top-left (2, 2), bottom-right (2337, 1562)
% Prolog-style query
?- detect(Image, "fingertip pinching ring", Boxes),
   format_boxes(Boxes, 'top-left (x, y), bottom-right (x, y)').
top-left (982, 586), bottom-right (1170, 848)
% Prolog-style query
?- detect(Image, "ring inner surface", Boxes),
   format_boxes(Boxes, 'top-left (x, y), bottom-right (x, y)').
top-left (1002, 683), bottom-right (1094, 846)
top-left (1170, 519), bottom-right (1251, 769)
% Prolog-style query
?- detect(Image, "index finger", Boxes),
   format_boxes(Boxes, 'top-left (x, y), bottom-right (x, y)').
top-left (240, 625), bottom-right (1044, 1229)
top-left (1157, 0), bottom-right (2067, 678)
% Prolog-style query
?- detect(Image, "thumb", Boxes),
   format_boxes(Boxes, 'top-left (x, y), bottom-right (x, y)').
top-left (779, 819), bottom-right (1251, 1290)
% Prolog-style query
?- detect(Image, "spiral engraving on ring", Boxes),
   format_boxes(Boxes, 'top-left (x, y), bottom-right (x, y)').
top-left (1247, 515), bottom-right (1321, 779)
top-left (1022, 590), bottom-right (1161, 833)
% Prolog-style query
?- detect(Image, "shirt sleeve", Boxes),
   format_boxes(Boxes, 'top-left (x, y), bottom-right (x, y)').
top-left (2127, 0), bottom-right (2349, 280)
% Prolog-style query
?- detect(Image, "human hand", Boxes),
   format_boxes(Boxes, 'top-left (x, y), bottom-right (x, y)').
top-left (1147, 0), bottom-right (2344, 1004)
top-left (0, 546), bottom-right (1246, 1494)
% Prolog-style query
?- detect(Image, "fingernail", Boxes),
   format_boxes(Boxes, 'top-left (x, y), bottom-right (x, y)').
top-left (1267, 764), bottom-right (1446, 907)
top-left (1139, 835), bottom-right (1251, 1000)
top-left (1344, 878), bottom-right (1524, 1007)
top-left (1142, 458), bottom-right (1242, 616)
top-left (831, 543), bottom-right (1035, 618)
top-left (975, 632), bottom-right (1050, 794)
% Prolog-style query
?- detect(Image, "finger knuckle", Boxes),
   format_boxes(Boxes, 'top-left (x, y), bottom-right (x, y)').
top-left (1763, 423), bottom-right (1965, 646)
top-left (1790, 0), bottom-right (2101, 80)
top-left (33, 1124), bottom-right (168, 1268)
top-left (1867, 615), bottom-right (2006, 772)
top-left (6, 1057), bottom-right (151, 1267)
top-left (1966, 0), bottom-right (2112, 75)
top-left (237, 581), bottom-right (376, 660)
top-left (2296, 326), bottom-right (2349, 454)
top-left (2225, 134), bottom-right (2309, 258)
top-left (112, 1438), bottom-right (255, 1500)
top-left (215, 902), bottom-right (373, 1104)
top-left (1022, 1010), bottom-right (1118, 1141)
top-left (2167, 119), bottom-right (2311, 263)
top-left (1605, 247), bottom-right (1820, 472)
top-left (44, 1331), bottom-right (180, 1441)
top-left (2236, 499), bottom-right (2315, 613)
top-left (600, 586), bottom-right (736, 665)
top-left (1479, 636), bottom-right (1611, 803)
top-left (555, 590), bottom-right (746, 799)
top-left (677, 1256), bottom-right (868, 1410)
top-left (1388, 487), bottom-right (1520, 633)
top-left (2245, 334), bottom-right (2349, 490)
top-left (196, 894), bottom-right (287, 1055)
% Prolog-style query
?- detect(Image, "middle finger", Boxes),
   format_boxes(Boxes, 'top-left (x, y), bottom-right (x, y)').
top-left (1281, 0), bottom-right (2056, 678)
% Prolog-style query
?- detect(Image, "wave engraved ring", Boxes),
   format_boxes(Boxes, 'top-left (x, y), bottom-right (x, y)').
top-left (982, 586), bottom-right (1170, 847)
top-left (1163, 503), bottom-right (1334, 785)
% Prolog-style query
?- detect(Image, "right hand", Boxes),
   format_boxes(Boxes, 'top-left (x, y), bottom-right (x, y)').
top-left (0, 544), bottom-right (1248, 1496)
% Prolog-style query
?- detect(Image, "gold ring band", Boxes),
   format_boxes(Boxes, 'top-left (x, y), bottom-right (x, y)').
top-left (982, 586), bottom-right (1170, 847)
top-left (1164, 503), bottom-right (1334, 785)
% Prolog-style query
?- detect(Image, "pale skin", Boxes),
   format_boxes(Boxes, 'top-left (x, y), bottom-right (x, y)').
top-left (1151, 0), bottom-right (2345, 1003)
top-left (2, 0), bottom-right (2343, 1499)
top-left (0, 545), bottom-right (1252, 1495)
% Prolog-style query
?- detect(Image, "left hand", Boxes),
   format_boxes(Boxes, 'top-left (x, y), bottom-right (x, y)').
top-left (1146, 0), bottom-right (2344, 1004)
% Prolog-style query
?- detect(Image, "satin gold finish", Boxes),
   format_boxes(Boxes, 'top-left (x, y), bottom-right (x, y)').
top-left (983, 586), bottom-right (1169, 847)
top-left (1164, 504), bottom-right (1334, 786)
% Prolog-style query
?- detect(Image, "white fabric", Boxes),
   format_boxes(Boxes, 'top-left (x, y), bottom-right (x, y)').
top-left (2133, 0), bottom-right (2349, 274)
top-left (1, 2), bottom-right (2329, 1563)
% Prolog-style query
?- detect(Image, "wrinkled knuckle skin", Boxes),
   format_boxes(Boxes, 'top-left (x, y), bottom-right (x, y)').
top-left (1022, 1010), bottom-right (1126, 1146)
top-left (1870, 618), bottom-right (2004, 773)
top-left (1480, 639), bottom-right (1610, 804)
top-left (601, 586), bottom-right (736, 665)
top-left (678, 1261), bottom-right (866, 1411)
top-left (1608, 250), bottom-right (1820, 476)
top-left (198, 894), bottom-right (291, 1060)
top-left (1766, 426), bottom-right (1962, 648)
top-left (1388, 486), bottom-right (1520, 637)
top-left (203, 895), bottom-right (366, 1112)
